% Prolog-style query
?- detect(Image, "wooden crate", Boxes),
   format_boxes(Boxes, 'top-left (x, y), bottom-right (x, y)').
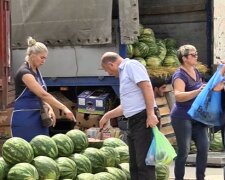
top-left (156, 88), bottom-right (176, 145)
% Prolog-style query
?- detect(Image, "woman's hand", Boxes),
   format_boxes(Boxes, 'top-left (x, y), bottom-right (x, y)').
top-left (48, 107), bottom-right (56, 127)
top-left (213, 81), bottom-right (224, 91)
top-left (63, 107), bottom-right (76, 122)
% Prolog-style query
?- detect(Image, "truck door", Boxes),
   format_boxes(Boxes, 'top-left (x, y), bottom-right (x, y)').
top-left (0, 0), bottom-right (11, 110)
top-left (213, 0), bottom-right (225, 64)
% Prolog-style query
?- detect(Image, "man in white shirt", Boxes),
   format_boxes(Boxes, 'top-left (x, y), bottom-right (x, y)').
top-left (99, 52), bottom-right (159, 180)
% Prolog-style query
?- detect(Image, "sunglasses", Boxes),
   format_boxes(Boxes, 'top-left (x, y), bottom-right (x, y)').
top-left (188, 52), bottom-right (198, 58)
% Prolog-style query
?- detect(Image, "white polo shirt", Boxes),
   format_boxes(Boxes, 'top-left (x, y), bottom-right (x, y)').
top-left (119, 58), bottom-right (155, 118)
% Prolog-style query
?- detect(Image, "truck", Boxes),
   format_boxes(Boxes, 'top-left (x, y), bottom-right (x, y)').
top-left (1, 0), bottom-right (225, 130)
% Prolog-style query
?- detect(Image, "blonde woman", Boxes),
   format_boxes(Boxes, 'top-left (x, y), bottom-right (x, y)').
top-left (170, 45), bottom-right (208, 180)
top-left (11, 37), bottom-right (75, 141)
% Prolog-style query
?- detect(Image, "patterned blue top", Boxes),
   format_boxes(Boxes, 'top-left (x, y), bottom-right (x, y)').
top-left (170, 68), bottom-right (202, 119)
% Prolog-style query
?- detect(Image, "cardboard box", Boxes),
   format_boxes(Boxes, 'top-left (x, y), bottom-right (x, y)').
top-left (0, 108), bottom-right (13, 126)
top-left (0, 125), bottom-right (11, 138)
top-left (76, 111), bottom-right (101, 128)
top-left (77, 90), bottom-right (110, 115)
top-left (49, 92), bottom-right (76, 119)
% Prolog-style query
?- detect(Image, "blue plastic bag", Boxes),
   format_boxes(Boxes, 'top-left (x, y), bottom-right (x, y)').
top-left (145, 127), bottom-right (177, 166)
top-left (188, 64), bottom-right (224, 126)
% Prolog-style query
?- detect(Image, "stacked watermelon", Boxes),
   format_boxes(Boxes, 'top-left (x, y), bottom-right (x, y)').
top-left (126, 24), bottom-right (179, 68)
top-left (0, 131), bottom-right (133, 179)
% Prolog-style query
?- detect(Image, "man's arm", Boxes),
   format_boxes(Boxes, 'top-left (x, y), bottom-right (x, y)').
top-left (99, 105), bottom-right (123, 129)
top-left (138, 81), bottom-right (159, 128)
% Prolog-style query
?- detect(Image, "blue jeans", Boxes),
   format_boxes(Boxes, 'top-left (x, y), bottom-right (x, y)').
top-left (127, 110), bottom-right (156, 180)
top-left (171, 118), bottom-right (209, 180)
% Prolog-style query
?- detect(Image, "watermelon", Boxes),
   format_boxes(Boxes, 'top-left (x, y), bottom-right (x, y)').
top-left (69, 153), bottom-right (92, 175)
top-left (126, 44), bottom-right (134, 58)
top-left (66, 129), bottom-right (88, 153)
top-left (146, 56), bottom-right (162, 67)
top-left (55, 157), bottom-right (77, 179)
top-left (103, 137), bottom-right (127, 148)
top-left (7, 163), bottom-right (39, 180)
top-left (94, 172), bottom-right (116, 180)
top-left (156, 164), bottom-right (170, 180)
top-left (100, 147), bottom-right (120, 167)
top-left (30, 135), bottom-right (58, 159)
top-left (2, 137), bottom-right (34, 165)
top-left (88, 138), bottom-right (103, 149)
top-left (134, 57), bottom-right (146, 67)
top-left (115, 146), bottom-right (129, 163)
top-left (76, 173), bottom-right (94, 180)
top-left (82, 147), bottom-right (106, 173)
top-left (133, 42), bottom-right (149, 58)
top-left (118, 163), bottom-right (130, 180)
top-left (106, 167), bottom-right (127, 180)
top-left (52, 133), bottom-right (74, 157)
top-left (31, 156), bottom-right (60, 180)
top-left (141, 28), bottom-right (155, 37)
top-left (0, 157), bottom-right (10, 179)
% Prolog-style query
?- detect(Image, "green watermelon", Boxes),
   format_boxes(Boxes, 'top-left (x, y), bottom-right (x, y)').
top-left (69, 153), bottom-right (92, 175)
top-left (115, 146), bottom-right (129, 163)
top-left (0, 157), bottom-right (10, 180)
top-left (7, 163), bottom-right (39, 180)
top-left (31, 156), bottom-right (60, 180)
top-left (141, 28), bottom-right (155, 37)
top-left (76, 173), bottom-right (94, 180)
top-left (134, 57), bottom-right (147, 67)
top-left (52, 133), bottom-right (74, 157)
top-left (88, 138), bottom-right (103, 149)
top-left (2, 137), bottom-right (34, 165)
top-left (133, 42), bottom-right (149, 58)
top-left (100, 147), bottom-right (120, 167)
top-left (55, 157), bottom-right (77, 179)
top-left (126, 44), bottom-right (134, 58)
top-left (82, 147), bottom-right (106, 173)
top-left (66, 129), bottom-right (88, 153)
top-left (94, 172), bottom-right (116, 180)
top-left (156, 164), bottom-right (170, 180)
top-left (146, 56), bottom-right (162, 67)
top-left (118, 163), bottom-right (130, 180)
top-left (106, 167), bottom-right (127, 180)
top-left (103, 137), bottom-right (127, 148)
top-left (30, 135), bottom-right (58, 159)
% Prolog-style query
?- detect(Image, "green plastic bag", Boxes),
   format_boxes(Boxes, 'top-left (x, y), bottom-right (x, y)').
top-left (146, 127), bottom-right (177, 166)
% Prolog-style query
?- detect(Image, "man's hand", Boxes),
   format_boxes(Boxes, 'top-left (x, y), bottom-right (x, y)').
top-left (146, 114), bottom-right (159, 128)
top-left (99, 116), bottom-right (110, 129)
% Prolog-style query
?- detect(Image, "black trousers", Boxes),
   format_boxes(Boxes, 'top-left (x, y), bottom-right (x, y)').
top-left (127, 110), bottom-right (156, 180)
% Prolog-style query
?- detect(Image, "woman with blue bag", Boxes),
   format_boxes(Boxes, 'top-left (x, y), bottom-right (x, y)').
top-left (170, 45), bottom-right (208, 180)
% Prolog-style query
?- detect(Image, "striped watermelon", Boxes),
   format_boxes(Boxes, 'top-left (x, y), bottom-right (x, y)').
top-left (156, 164), bottom-right (170, 180)
top-left (126, 44), bottom-right (134, 58)
top-left (76, 173), bottom-right (95, 180)
top-left (55, 157), bottom-right (77, 179)
top-left (7, 163), bottom-right (39, 180)
top-left (30, 135), bottom-right (58, 159)
top-left (106, 167), bottom-right (127, 180)
top-left (52, 133), bottom-right (74, 157)
top-left (133, 42), bottom-right (149, 58)
top-left (103, 137), bottom-right (127, 148)
top-left (0, 157), bottom-right (10, 179)
top-left (118, 163), bottom-right (130, 180)
top-left (66, 129), bottom-right (88, 153)
top-left (100, 147), bottom-right (120, 167)
top-left (2, 137), bottom-right (34, 165)
top-left (69, 153), bottom-right (92, 175)
top-left (115, 146), bottom-right (129, 163)
top-left (94, 172), bottom-right (117, 180)
top-left (31, 156), bottom-right (60, 180)
top-left (82, 147), bottom-right (106, 174)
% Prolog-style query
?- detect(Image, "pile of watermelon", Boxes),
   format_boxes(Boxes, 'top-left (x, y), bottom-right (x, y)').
top-left (126, 24), bottom-right (180, 69)
top-left (0, 130), bottom-right (132, 180)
